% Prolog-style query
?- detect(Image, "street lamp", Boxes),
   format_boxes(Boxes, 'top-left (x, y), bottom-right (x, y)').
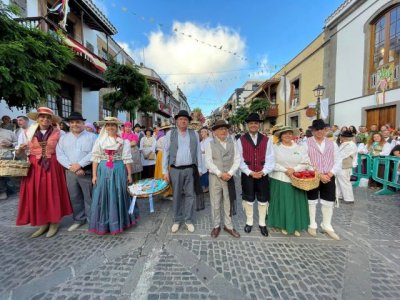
top-left (313, 84), bottom-right (325, 119)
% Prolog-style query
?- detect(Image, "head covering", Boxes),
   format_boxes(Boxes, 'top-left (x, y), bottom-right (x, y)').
top-left (175, 110), bottom-right (192, 121)
top-left (97, 117), bottom-right (123, 126)
top-left (160, 121), bottom-right (173, 130)
top-left (124, 121), bottom-right (132, 128)
top-left (271, 123), bottom-right (284, 135)
top-left (311, 119), bottom-right (329, 130)
top-left (134, 123), bottom-right (141, 128)
top-left (274, 126), bottom-right (300, 138)
top-left (245, 113), bottom-right (262, 123)
top-left (212, 119), bottom-right (231, 131)
top-left (27, 107), bottom-right (61, 123)
top-left (340, 130), bottom-right (354, 138)
top-left (65, 112), bottom-right (86, 121)
top-left (85, 122), bottom-right (96, 132)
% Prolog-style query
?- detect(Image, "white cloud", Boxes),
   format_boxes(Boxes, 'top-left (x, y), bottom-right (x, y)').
top-left (132, 21), bottom-right (247, 93)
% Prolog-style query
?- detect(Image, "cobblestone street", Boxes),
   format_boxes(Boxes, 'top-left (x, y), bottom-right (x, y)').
top-left (0, 187), bottom-right (399, 300)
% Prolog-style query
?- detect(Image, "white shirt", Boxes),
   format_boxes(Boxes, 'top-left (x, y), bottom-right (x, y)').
top-left (204, 137), bottom-right (240, 177)
top-left (236, 132), bottom-right (275, 176)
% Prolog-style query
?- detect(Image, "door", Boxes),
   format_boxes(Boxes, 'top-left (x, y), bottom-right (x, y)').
top-left (366, 105), bottom-right (396, 129)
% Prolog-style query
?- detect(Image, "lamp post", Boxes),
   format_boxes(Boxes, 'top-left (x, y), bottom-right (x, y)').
top-left (313, 84), bottom-right (325, 119)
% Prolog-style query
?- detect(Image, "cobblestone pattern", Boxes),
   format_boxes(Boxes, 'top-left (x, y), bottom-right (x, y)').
top-left (147, 249), bottom-right (218, 300)
top-left (31, 251), bottom-right (140, 300)
top-left (180, 239), bottom-right (347, 299)
top-left (370, 255), bottom-right (400, 300)
top-left (0, 197), bottom-right (18, 225)
top-left (0, 227), bottom-right (138, 293)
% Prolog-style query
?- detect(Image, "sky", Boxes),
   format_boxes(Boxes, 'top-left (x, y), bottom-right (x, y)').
top-left (93, 0), bottom-right (344, 116)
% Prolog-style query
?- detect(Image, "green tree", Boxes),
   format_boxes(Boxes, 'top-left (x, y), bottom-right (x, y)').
top-left (249, 97), bottom-right (270, 115)
top-left (138, 93), bottom-right (158, 116)
top-left (103, 59), bottom-right (149, 116)
top-left (231, 106), bottom-right (249, 126)
top-left (0, 3), bottom-right (74, 109)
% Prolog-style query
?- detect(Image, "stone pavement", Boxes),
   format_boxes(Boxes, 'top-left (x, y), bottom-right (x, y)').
top-left (0, 186), bottom-right (399, 300)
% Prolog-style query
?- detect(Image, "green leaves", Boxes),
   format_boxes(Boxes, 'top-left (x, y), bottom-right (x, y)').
top-left (231, 106), bottom-right (249, 125)
top-left (138, 94), bottom-right (158, 115)
top-left (0, 5), bottom-right (73, 109)
top-left (249, 97), bottom-right (270, 115)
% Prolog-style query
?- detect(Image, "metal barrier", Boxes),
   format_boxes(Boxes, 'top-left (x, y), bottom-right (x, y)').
top-left (352, 154), bottom-right (372, 187)
top-left (371, 156), bottom-right (400, 195)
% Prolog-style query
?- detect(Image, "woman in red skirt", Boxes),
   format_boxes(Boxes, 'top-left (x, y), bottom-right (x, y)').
top-left (16, 107), bottom-right (72, 237)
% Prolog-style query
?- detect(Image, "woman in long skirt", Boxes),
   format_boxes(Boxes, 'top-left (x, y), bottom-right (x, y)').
top-left (154, 122), bottom-right (173, 198)
top-left (268, 126), bottom-right (310, 236)
top-left (89, 117), bottom-right (139, 235)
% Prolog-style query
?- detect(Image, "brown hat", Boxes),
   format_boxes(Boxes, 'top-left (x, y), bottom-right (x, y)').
top-left (212, 120), bottom-right (231, 131)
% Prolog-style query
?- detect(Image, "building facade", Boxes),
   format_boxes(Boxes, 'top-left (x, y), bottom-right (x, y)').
top-left (324, 0), bottom-right (400, 128)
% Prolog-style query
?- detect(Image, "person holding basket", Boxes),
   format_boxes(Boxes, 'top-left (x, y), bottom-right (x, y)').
top-left (268, 126), bottom-right (311, 237)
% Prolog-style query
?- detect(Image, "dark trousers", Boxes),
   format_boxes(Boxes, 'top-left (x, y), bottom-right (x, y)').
top-left (66, 170), bottom-right (93, 224)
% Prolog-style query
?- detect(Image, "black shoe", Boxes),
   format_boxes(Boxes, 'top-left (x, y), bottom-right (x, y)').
top-left (259, 226), bottom-right (269, 237)
top-left (244, 224), bottom-right (252, 233)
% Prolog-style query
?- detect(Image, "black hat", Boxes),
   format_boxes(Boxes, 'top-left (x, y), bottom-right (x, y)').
top-left (310, 119), bottom-right (328, 130)
top-left (340, 130), bottom-right (354, 138)
top-left (65, 112), bottom-right (86, 121)
top-left (245, 113), bottom-right (262, 123)
top-left (134, 123), bottom-right (141, 128)
top-left (212, 120), bottom-right (231, 131)
top-left (175, 110), bottom-right (192, 121)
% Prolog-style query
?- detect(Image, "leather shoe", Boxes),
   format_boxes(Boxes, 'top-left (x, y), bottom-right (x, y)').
top-left (259, 225), bottom-right (269, 237)
top-left (224, 226), bottom-right (240, 238)
top-left (244, 224), bottom-right (252, 233)
top-left (211, 227), bottom-right (221, 238)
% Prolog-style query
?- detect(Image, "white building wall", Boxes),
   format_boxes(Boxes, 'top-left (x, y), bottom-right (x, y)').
top-left (81, 89), bottom-right (99, 122)
top-left (26, 0), bottom-right (39, 17)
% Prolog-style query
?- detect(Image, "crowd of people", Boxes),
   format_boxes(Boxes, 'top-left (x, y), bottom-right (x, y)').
top-left (0, 107), bottom-right (399, 240)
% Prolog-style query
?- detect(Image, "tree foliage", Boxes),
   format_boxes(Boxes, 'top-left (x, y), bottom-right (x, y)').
top-left (0, 3), bottom-right (74, 109)
top-left (231, 106), bottom-right (249, 125)
top-left (191, 107), bottom-right (206, 123)
top-left (138, 93), bottom-right (158, 116)
top-left (103, 59), bottom-right (149, 116)
top-left (249, 97), bottom-right (270, 115)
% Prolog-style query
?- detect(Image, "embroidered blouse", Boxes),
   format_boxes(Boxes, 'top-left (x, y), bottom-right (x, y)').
top-left (91, 136), bottom-right (132, 164)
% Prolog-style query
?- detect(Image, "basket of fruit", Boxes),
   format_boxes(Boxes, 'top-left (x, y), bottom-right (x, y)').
top-left (290, 170), bottom-right (320, 191)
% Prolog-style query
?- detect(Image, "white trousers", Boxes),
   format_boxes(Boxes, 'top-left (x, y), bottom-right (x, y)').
top-left (336, 168), bottom-right (354, 202)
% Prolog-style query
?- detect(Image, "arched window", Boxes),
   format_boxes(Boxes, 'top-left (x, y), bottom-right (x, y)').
top-left (370, 5), bottom-right (400, 88)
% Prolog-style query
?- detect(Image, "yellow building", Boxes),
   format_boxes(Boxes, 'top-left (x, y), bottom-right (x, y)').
top-left (245, 33), bottom-right (327, 131)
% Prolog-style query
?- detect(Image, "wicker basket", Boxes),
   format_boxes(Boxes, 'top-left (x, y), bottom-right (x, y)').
top-left (0, 159), bottom-right (31, 177)
top-left (290, 172), bottom-right (320, 191)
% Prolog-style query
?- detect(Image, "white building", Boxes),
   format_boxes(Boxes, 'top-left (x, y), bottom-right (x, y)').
top-left (324, 0), bottom-right (400, 128)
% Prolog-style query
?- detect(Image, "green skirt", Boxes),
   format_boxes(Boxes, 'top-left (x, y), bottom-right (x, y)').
top-left (268, 178), bottom-right (309, 234)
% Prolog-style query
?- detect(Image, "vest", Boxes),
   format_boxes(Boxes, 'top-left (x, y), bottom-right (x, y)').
top-left (29, 128), bottom-right (60, 159)
top-left (210, 137), bottom-right (234, 173)
top-left (307, 137), bottom-right (334, 173)
top-left (169, 128), bottom-right (198, 166)
top-left (240, 133), bottom-right (268, 172)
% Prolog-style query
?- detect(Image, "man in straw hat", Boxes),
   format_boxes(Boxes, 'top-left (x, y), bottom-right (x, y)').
top-left (205, 120), bottom-right (241, 238)
top-left (305, 119), bottom-right (342, 240)
top-left (56, 112), bottom-right (97, 232)
top-left (237, 112), bottom-right (275, 237)
top-left (336, 130), bottom-right (357, 204)
top-left (163, 110), bottom-right (202, 233)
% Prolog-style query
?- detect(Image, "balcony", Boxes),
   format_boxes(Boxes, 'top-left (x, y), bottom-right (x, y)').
top-left (262, 104), bottom-right (279, 119)
top-left (158, 102), bottom-right (171, 117)
top-left (14, 17), bottom-right (108, 90)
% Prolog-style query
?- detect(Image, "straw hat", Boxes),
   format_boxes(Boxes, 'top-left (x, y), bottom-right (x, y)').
top-left (212, 119), bottom-right (231, 131)
top-left (160, 121), bottom-right (173, 130)
top-left (97, 117), bottom-right (123, 126)
top-left (274, 126), bottom-right (300, 137)
top-left (27, 107), bottom-right (61, 123)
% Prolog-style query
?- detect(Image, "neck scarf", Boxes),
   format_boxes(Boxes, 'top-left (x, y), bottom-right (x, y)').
top-left (35, 126), bottom-right (54, 171)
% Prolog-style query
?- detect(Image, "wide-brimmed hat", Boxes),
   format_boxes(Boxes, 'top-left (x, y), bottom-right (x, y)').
top-left (160, 121), bottom-right (173, 130)
top-left (340, 130), bottom-right (354, 138)
top-left (212, 119), bottom-right (231, 131)
top-left (311, 119), bottom-right (329, 130)
top-left (271, 123), bottom-right (284, 134)
top-left (274, 126), bottom-right (300, 137)
top-left (97, 117), bottom-right (123, 126)
top-left (175, 110), bottom-right (192, 121)
top-left (27, 107), bottom-right (62, 123)
top-left (65, 111), bottom-right (86, 122)
top-left (245, 113), bottom-right (262, 123)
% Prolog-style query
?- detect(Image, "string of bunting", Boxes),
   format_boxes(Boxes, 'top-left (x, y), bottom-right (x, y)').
top-left (95, 0), bottom-right (279, 66)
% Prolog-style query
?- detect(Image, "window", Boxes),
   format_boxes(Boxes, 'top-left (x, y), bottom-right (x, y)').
top-left (86, 42), bottom-right (94, 53)
top-left (47, 83), bottom-right (74, 119)
top-left (290, 79), bottom-right (300, 108)
top-left (103, 108), bottom-right (112, 118)
top-left (290, 116), bottom-right (299, 128)
top-left (370, 5), bottom-right (400, 88)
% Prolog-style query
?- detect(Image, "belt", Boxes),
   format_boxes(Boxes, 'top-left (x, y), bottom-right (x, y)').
top-left (171, 164), bottom-right (194, 169)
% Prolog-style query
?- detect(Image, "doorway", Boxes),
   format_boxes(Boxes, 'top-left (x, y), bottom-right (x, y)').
top-left (366, 105), bottom-right (396, 129)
